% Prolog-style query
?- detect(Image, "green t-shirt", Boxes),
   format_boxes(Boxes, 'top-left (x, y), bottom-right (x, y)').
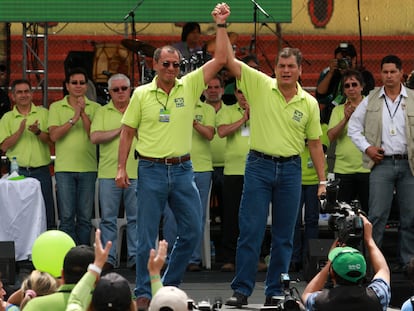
top-left (191, 101), bottom-right (215, 172)
top-left (216, 103), bottom-right (250, 175)
top-left (237, 63), bottom-right (322, 156)
top-left (48, 96), bottom-right (100, 172)
top-left (328, 104), bottom-right (369, 174)
top-left (122, 68), bottom-right (205, 158)
top-left (0, 103), bottom-right (51, 167)
top-left (91, 101), bottom-right (138, 178)
top-left (23, 284), bottom-right (77, 311)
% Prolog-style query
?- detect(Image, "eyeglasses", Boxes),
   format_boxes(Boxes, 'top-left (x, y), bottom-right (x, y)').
top-left (161, 61), bottom-right (180, 68)
top-left (111, 86), bottom-right (129, 93)
top-left (344, 82), bottom-right (359, 89)
top-left (70, 81), bottom-right (86, 85)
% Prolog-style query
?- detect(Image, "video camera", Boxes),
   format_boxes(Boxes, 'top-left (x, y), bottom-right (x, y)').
top-left (320, 179), bottom-right (364, 246)
top-left (337, 58), bottom-right (352, 70)
top-left (260, 274), bottom-right (301, 311)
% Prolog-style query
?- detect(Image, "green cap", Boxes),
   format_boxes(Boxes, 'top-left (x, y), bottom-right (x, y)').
top-left (328, 246), bottom-right (366, 283)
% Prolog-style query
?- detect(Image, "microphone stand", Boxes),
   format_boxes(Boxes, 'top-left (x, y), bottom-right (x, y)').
top-left (123, 0), bottom-right (145, 87)
top-left (249, 0), bottom-right (270, 55)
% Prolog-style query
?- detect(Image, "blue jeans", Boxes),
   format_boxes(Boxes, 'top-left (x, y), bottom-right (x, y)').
top-left (162, 171), bottom-right (212, 265)
top-left (99, 178), bottom-right (137, 267)
top-left (292, 184), bottom-right (320, 263)
top-left (55, 172), bottom-right (97, 245)
top-left (19, 165), bottom-right (56, 229)
top-left (231, 152), bottom-right (302, 297)
top-left (134, 159), bottom-right (202, 299)
top-left (368, 158), bottom-right (414, 264)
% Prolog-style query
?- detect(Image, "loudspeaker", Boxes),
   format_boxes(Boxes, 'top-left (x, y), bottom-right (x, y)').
top-left (303, 238), bottom-right (334, 282)
top-left (0, 241), bottom-right (15, 285)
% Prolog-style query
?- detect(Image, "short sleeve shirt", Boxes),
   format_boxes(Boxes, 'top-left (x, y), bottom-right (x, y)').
top-left (0, 103), bottom-right (51, 167)
top-left (237, 63), bottom-right (322, 156)
top-left (122, 68), bottom-right (205, 158)
top-left (91, 101), bottom-right (138, 178)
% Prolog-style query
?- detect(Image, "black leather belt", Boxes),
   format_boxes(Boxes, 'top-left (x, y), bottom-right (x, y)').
top-left (384, 154), bottom-right (408, 160)
top-left (19, 164), bottom-right (49, 171)
top-left (250, 150), bottom-right (299, 163)
top-left (139, 154), bottom-right (191, 165)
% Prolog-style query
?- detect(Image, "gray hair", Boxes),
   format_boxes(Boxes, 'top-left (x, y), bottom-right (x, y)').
top-left (276, 47), bottom-right (303, 67)
top-left (108, 73), bottom-right (130, 89)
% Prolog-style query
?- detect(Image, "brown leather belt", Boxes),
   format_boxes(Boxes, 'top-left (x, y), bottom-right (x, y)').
top-left (250, 150), bottom-right (299, 163)
top-left (384, 154), bottom-right (408, 160)
top-left (139, 154), bottom-right (191, 165)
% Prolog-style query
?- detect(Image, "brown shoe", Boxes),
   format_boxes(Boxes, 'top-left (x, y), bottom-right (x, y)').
top-left (257, 261), bottom-right (267, 272)
top-left (136, 297), bottom-right (151, 311)
top-left (186, 263), bottom-right (201, 272)
top-left (221, 263), bottom-right (235, 272)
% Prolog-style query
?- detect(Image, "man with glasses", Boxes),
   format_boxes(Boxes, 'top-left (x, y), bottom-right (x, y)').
top-left (0, 79), bottom-right (55, 229)
top-left (48, 67), bottom-right (100, 245)
top-left (302, 215), bottom-right (390, 311)
top-left (90, 73), bottom-right (137, 271)
top-left (115, 3), bottom-right (229, 310)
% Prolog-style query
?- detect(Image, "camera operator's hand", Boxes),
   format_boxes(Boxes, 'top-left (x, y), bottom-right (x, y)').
top-left (360, 214), bottom-right (373, 243)
top-left (329, 58), bottom-right (339, 72)
top-left (365, 146), bottom-right (384, 164)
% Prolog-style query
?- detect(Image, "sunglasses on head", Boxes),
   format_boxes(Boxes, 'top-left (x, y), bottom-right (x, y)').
top-left (162, 61), bottom-right (180, 68)
top-left (111, 86), bottom-right (129, 93)
top-left (344, 82), bottom-right (359, 89)
top-left (70, 80), bottom-right (86, 85)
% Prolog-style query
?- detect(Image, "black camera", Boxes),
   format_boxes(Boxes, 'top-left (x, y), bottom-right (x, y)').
top-left (260, 274), bottom-right (300, 311)
top-left (320, 179), bottom-right (364, 246)
top-left (337, 58), bottom-right (351, 70)
top-left (188, 298), bottom-right (222, 311)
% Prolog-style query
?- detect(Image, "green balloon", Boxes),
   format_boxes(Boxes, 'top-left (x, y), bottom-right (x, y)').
top-left (31, 230), bottom-right (76, 277)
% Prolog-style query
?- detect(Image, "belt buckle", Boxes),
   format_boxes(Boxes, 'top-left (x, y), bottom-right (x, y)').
top-left (164, 158), bottom-right (173, 165)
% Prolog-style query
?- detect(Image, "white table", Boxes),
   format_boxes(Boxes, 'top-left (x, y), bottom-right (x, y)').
top-left (0, 177), bottom-right (47, 260)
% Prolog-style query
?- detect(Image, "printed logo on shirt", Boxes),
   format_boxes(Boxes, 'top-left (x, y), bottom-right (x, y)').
top-left (175, 98), bottom-right (184, 108)
top-left (292, 109), bottom-right (303, 122)
top-left (195, 114), bottom-right (203, 122)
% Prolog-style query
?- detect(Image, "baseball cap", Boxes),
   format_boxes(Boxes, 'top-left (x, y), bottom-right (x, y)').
top-left (92, 272), bottom-right (132, 311)
top-left (328, 246), bottom-right (366, 283)
top-left (334, 42), bottom-right (357, 58)
top-left (149, 286), bottom-right (188, 311)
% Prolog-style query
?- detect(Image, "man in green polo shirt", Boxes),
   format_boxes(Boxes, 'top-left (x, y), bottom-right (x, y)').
top-left (0, 79), bottom-right (55, 229)
top-left (221, 38), bottom-right (327, 305)
top-left (115, 3), bottom-right (230, 309)
top-left (90, 73), bottom-right (137, 271)
top-left (48, 67), bottom-right (100, 245)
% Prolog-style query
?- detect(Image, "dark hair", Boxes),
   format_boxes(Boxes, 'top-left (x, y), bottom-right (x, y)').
top-left (342, 69), bottom-right (365, 88)
top-left (11, 79), bottom-right (31, 93)
top-left (334, 43), bottom-right (357, 58)
top-left (277, 47), bottom-right (303, 66)
top-left (181, 22), bottom-right (200, 42)
top-left (241, 54), bottom-right (259, 66)
top-left (65, 67), bottom-right (88, 83)
top-left (153, 46), bottom-right (182, 63)
top-left (63, 245), bottom-right (94, 284)
top-left (209, 74), bottom-right (224, 88)
top-left (381, 54), bottom-right (402, 70)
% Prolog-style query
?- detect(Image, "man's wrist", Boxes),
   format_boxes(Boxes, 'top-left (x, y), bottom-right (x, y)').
top-left (34, 129), bottom-right (41, 136)
top-left (319, 181), bottom-right (328, 185)
top-left (88, 263), bottom-right (102, 275)
top-left (216, 23), bottom-right (227, 28)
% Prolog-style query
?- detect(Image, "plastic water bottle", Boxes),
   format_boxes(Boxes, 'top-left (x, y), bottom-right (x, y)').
top-left (10, 156), bottom-right (19, 174)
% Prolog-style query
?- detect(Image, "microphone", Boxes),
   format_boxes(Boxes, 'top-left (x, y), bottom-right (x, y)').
top-left (251, 0), bottom-right (270, 18)
top-left (124, 11), bottom-right (134, 21)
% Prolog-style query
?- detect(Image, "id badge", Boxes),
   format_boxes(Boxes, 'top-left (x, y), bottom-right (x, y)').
top-left (389, 124), bottom-right (397, 136)
top-left (241, 124), bottom-right (250, 136)
top-left (159, 109), bottom-right (170, 122)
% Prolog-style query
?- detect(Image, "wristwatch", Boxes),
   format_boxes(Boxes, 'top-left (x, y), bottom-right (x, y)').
top-left (68, 119), bottom-right (75, 126)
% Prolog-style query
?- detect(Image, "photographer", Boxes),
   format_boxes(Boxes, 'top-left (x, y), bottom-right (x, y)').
top-left (302, 215), bottom-right (390, 311)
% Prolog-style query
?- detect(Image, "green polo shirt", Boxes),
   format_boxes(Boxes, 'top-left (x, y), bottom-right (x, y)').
top-left (191, 101), bottom-right (215, 172)
top-left (23, 284), bottom-right (78, 311)
top-left (237, 63), bottom-right (322, 156)
top-left (0, 103), bottom-right (51, 167)
top-left (122, 68), bottom-right (205, 158)
top-left (328, 104), bottom-right (370, 174)
top-left (48, 95), bottom-right (100, 172)
top-left (91, 101), bottom-right (138, 178)
top-left (301, 123), bottom-right (329, 185)
top-left (216, 102), bottom-right (250, 175)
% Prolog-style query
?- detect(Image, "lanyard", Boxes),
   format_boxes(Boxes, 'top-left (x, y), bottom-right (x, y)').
top-left (383, 95), bottom-right (402, 120)
top-left (155, 88), bottom-right (169, 110)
